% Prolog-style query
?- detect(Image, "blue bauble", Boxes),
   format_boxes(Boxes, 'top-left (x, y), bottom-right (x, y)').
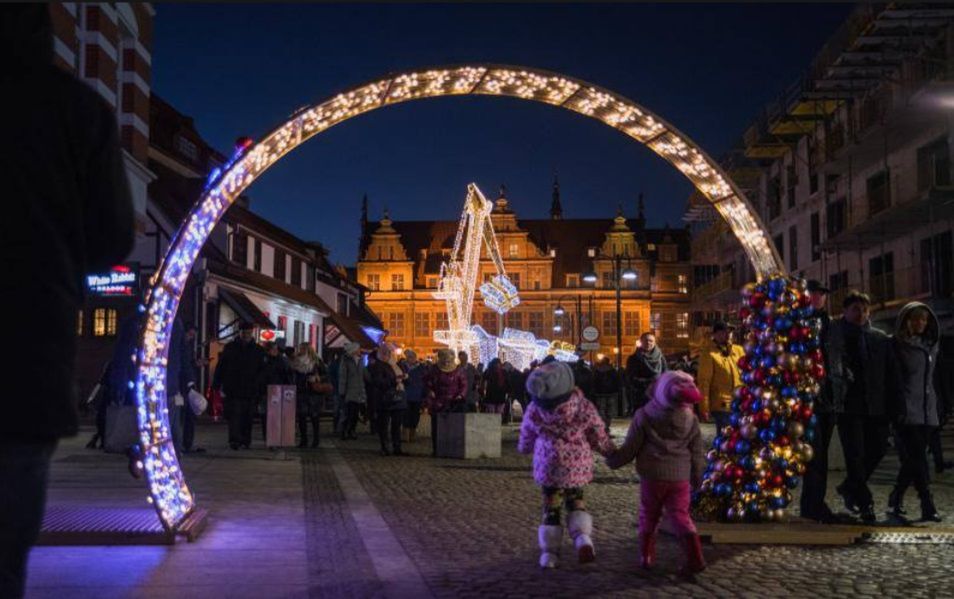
top-left (768, 375), bottom-right (783, 387)
top-left (786, 477), bottom-right (800, 489)
top-left (735, 440), bottom-right (750, 454)
top-left (781, 386), bottom-right (798, 398)
top-left (759, 429), bottom-right (776, 442)
top-left (716, 483), bottom-right (732, 497)
top-left (745, 482), bottom-right (760, 494)
top-left (770, 496), bottom-right (788, 509)
top-left (777, 458), bottom-right (790, 470)
top-left (742, 371), bottom-right (753, 385)
top-left (804, 429), bottom-right (816, 442)
top-left (809, 414), bottom-right (818, 426)
top-left (746, 501), bottom-right (761, 516)
top-left (729, 414), bottom-right (741, 428)
top-left (752, 399), bottom-right (762, 412)
top-left (760, 356), bottom-right (775, 369)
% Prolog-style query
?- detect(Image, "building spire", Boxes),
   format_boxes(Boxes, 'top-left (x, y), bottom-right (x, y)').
top-left (361, 193), bottom-right (369, 231)
top-left (635, 191), bottom-right (646, 230)
top-left (550, 173), bottom-right (563, 220)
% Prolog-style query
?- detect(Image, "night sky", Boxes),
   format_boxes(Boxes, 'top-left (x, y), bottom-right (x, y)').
top-left (153, 3), bottom-right (852, 265)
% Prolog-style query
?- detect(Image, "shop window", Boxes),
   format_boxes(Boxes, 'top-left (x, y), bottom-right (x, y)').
top-left (93, 308), bottom-right (118, 337)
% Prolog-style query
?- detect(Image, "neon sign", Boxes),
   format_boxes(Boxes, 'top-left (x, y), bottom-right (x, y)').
top-left (86, 264), bottom-right (139, 297)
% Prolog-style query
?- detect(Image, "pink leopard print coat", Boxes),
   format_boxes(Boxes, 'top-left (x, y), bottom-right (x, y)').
top-left (517, 389), bottom-right (615, 488)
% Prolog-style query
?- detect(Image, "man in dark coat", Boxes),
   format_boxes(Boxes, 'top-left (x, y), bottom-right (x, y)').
top-left (0, 6), bottom-right (134, 596)
top-left (798, 281), bottom-right (854, 523)
top-left (625, 332), bottom-right (668, 415)
top-left (212, 323), bottom-right (266, 449)
top-left (829, 291), bottom-right (895, 523)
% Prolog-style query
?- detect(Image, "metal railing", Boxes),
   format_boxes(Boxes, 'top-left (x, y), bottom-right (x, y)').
top-left (829, 266), bottom-right (935, 312)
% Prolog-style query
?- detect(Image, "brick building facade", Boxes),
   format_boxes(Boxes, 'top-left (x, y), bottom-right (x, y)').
top-left (356, 183), bottom-right (692, 360)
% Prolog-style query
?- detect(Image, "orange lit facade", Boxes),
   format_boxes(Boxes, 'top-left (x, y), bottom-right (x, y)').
top-left (356, 185), bottom-right (692, 360)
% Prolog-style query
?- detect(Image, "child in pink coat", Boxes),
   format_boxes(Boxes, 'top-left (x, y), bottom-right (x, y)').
top-left (606, 370), bottom-right (706, 574)
top-left (518, 361), bottom-right (615, 569)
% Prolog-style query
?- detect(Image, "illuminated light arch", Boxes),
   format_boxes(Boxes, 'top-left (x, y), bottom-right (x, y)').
top-left (136, 64), bottom-right (785, 530)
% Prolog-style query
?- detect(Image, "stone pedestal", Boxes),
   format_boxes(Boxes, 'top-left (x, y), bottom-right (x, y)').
top-left (436, 413), bottom-right (501, 459)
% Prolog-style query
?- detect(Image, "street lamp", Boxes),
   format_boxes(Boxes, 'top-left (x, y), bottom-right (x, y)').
top-left (552, 294), bottom-right (586, 347)
top-left (584, 253), bottom-right (636, 415)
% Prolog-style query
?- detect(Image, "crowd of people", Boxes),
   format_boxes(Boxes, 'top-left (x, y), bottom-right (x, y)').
top-left (692, 282), bottom-right (952, 525)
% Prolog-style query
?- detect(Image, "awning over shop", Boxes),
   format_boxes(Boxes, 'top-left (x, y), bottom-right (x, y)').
top-left (218, 288), bottom-right (276, 329)
top-left (324, 309), bottom-right (376, 350)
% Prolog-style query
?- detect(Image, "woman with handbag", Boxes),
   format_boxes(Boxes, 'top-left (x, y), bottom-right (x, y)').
top-left (292, 343), bottom-right (326, 448)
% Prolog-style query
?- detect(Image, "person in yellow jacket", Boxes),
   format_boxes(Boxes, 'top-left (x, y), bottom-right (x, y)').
top-left (696, 321), bottom-right (745, 434)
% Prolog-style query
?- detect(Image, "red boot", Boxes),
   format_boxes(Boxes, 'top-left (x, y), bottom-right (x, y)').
top-left (681, 533), bottom-right (706, 574)
top-left (638, 532), bottom-right (656, 569)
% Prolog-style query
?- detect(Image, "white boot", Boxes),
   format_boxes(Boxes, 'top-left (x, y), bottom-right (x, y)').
top-left (566, 510), bottom-right (595, 563)
top-left (538, 525), bottom-right (563, 569)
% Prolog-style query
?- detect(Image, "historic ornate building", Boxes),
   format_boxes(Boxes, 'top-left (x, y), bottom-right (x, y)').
top-left (356, 182), bottom-right (692, 359)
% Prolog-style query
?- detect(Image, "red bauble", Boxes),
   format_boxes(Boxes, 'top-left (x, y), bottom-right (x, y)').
top-left (739, 306), bottom-right (752, 320)
top-left (753, 369), bottom-right (766, 385)
top-left (800, 326), bottom-right (812, 340)
top-left (777, 435), bottom-right (791, 447)
top-left (771, 474), bottom-right (784, 487)
top-left (810, 363), bottom-right (826, 379)
top-left (810, 349), bottom-right (824, 363)
top-left (800, 405), bottom-right (813, 421)
top-left (788, 326), bottom-right (801, 341)
top-left (749, 292), bottom-right (767, 308)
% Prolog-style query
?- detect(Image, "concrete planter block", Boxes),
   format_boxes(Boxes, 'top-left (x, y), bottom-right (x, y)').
top-left (436, 413), bottom-right (501, 459)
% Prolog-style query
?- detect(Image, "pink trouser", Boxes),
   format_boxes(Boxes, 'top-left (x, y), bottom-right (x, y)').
top-left (638, 478), bottom-right (697, 535)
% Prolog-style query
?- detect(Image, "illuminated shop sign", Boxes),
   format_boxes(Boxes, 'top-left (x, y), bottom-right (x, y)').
top-left (86, 264), bottom-right (140, 297)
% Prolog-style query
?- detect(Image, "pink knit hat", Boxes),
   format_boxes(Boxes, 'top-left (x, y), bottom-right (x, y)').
top-left (648, 370), bottom-right (699, 411)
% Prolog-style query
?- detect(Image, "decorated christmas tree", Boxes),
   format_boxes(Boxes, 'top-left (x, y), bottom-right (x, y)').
top-left (694, 275), bottom-right (824, 521)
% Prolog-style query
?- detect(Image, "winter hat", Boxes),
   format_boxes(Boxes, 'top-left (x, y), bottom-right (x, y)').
top-left (526, 361), bottom-right (575, 406)
top-left (344, 341), bottom-right (361, 356)
top-left (404, 349), bottom-right (417, 362)
top-left (648, 370), bottom-right (700, 412)
top-left (436, 349), bottom-right (457, 373)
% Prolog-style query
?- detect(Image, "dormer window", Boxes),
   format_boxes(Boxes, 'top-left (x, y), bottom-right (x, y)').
top-left (587, 248), bottom-right (596, 258)
top-left (549, 249), bottom-right (556, 258)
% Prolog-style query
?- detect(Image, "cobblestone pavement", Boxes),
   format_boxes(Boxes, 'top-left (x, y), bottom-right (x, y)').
top-left (317, 421), bottom-right (954, 599)
top-left (24, 419), bottom-right (954, 598)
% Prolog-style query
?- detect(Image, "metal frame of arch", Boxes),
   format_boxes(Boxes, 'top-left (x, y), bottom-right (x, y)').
top-left (134, 64), bottom-right (785, 530)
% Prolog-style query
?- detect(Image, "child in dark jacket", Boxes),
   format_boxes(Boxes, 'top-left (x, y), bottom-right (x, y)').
top-left (518, 361), bottom-right (616, 569)
top-left (606, 370), bottom-right (706, 574)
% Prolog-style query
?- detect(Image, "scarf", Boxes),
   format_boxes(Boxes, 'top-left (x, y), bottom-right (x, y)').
top-left (640, 346), bottom-right (665, 370)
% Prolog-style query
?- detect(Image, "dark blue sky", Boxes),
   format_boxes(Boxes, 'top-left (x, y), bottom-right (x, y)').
top-left (153, 3), bottom-right (852, 265)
